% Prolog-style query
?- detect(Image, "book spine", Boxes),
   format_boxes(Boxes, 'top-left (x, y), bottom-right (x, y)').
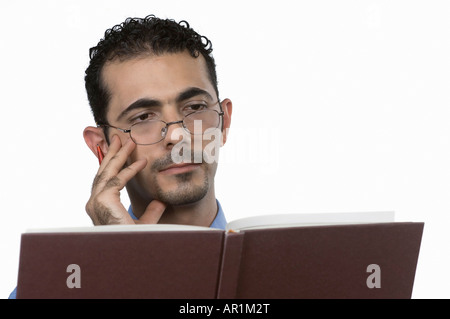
top-left (216, 232), bottom-right (245, 299)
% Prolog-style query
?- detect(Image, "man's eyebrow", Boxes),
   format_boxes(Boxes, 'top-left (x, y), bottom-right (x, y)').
top-left (176, 87), bottom-right (214, 103)
top-left (116, 98), bottom-right (162, 122)
top-left (116, 87), bottom-right (213, 123)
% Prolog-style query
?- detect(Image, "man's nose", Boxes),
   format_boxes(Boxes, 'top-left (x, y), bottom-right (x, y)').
top-left (163, 119), bottom-right (191, 149)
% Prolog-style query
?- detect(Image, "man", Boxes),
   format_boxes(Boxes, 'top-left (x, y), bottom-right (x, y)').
top-left (83, 15), bottom-right (232, 228)
top-left (9, 14), bottom-right (232, 299)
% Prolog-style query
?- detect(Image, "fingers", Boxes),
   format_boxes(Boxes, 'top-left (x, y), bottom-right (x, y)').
top-left (97, 135), bottom-right (135, 175)
top-left (137, 200), bottom-right (167, 224)
top-left (93, 136), bottom-right (139, 192)
top-left (87, 135), bottom-right (149, 225)
top-left (87, 135), bottom-right (168, 226)
top-left (103, 159), bottom-right (148, 190)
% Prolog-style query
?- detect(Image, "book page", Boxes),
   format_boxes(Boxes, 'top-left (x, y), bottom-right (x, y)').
top-left (225, 211), bottom-right (395, 232)
top-left (25, 224), bottom-right (217, 234)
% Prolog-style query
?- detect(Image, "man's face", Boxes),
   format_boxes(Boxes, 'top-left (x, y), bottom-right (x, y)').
top-left (101, 51), bottom-right (224, 206)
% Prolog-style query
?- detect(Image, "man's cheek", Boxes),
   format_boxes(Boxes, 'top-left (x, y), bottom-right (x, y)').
top-left (201, 128), bottom-right (222, 164)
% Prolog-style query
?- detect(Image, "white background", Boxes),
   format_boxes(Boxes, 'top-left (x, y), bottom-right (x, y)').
top-left (1, 0), bottom-right (449, 298)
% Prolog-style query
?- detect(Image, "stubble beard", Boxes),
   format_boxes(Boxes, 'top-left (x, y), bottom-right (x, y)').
top-left (150, 151), bottom-right (213, 206)
top-left (153, 170), bottom-right (210, 206)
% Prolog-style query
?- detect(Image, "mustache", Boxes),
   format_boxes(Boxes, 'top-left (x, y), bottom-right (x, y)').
top-left (151, 150), bottom-right (206, 171)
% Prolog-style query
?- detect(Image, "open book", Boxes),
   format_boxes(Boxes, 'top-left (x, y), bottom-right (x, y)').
top-left (25, 210), bottom-right (396, 233)
top-left (16, 211), bottom-right (423, 299)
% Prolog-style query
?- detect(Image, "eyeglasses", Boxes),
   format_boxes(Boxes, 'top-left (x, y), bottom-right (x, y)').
top-left (98, 107), bottom-right (224, 145)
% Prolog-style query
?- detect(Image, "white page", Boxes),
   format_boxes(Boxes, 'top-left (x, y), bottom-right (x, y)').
top-left (25, 224), bottom-right (216, 233)
top-left (225, 211), bottom-right (395, 232)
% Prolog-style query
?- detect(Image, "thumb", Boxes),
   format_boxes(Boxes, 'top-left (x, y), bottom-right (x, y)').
top-left (137, 200), bottom-right (167, 224)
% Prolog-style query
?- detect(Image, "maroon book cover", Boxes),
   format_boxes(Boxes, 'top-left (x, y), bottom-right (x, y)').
top-left (17, 229), bottom-right (224, 299)
top-left (218, 222), bottom-right (424, 299)
top-left (16, 222), bottom-right (423, 299)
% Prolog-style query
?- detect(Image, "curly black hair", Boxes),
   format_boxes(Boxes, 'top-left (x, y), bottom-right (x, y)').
top-left (85, 15), bottom-right (218, 126)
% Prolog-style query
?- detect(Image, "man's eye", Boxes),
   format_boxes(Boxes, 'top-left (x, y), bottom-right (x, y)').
top-left (131, 112), bottom-right (156, 123)
top-left (138, 113), bottom-right (149, 120)
top-left (185, 104), bottom-right (207, 112)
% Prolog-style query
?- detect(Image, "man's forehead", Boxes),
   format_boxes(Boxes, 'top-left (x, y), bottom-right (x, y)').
top-left (101, 51), bottom-right (214, 121)
top-left (102, 51), bottom-right (208, 87)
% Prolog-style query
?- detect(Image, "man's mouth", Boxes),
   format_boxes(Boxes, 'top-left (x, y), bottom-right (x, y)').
top-left (158, 163), bottom-right (202, 175)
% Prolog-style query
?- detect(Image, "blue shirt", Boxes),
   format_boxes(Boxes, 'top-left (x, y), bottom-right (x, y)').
top-left (8, 200), bottom-right (226, 299)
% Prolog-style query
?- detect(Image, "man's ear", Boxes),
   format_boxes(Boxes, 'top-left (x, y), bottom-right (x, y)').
top-left (220, 98), bottom-right (232, 146)
top-left (83, 126), bottom-right (109, 161)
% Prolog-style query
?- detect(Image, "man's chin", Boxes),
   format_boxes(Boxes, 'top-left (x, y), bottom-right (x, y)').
top-left (156, 186), bottom-right (209, 206)
top-left (154, 173), bottom-right (210, 206)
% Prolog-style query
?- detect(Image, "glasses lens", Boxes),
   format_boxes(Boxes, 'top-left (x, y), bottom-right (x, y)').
top-left (183, 110), bottom-right (220, 135)
top-left (130, 120), bottom-right (167, 145)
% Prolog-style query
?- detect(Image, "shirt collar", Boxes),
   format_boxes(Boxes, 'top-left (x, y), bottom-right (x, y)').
top-left (210, 199), bottom-right (227, 230)
top-left (128, 199), bottom-right (227, 230)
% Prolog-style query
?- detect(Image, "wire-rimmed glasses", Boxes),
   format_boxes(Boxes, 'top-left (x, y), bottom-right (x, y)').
top-left (98, 108), bottom-right (224, 145)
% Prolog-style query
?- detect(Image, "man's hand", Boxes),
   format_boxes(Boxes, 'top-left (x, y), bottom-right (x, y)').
top-left (85, 135), bottom-right (166, 225)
